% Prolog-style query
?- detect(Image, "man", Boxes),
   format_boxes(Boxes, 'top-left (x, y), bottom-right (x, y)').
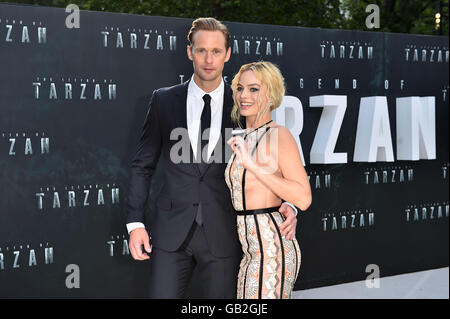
top-left (126, 17), bottom-right (298, 299)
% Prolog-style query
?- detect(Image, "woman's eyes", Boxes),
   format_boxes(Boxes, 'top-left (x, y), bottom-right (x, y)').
top-left (237, 87), bottom-right (259, 92)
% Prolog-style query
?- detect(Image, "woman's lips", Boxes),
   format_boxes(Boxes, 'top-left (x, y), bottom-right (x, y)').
top-left (240, 103), bottom-right (253, 110)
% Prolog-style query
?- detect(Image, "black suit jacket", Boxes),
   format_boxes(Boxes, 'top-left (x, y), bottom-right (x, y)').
top-left (126, 80), bottom-right (241, 258)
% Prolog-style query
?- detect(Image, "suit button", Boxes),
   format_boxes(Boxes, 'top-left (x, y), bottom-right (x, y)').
top-left (200, 177), bottom-right (204, 182)
top-left (193, 203), bottom-right (199, 207)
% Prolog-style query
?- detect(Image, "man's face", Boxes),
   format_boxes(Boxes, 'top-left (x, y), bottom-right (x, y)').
top-left (187, 30), bottom-right (231, 83)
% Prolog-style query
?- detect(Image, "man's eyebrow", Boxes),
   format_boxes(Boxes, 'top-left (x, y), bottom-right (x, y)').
top-left (194, 47), bottom-right (223, 50)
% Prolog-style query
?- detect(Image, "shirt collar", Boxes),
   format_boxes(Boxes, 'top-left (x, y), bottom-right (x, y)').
top-left (189, 75), bottom-right (224, 103)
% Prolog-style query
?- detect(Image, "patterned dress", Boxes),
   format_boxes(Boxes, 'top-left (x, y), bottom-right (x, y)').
top-left (225, 122), bottom-right (301, 299)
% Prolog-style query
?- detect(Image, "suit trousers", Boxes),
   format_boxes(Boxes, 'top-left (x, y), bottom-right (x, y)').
top-left (148, 221), bottom-right (241, 299)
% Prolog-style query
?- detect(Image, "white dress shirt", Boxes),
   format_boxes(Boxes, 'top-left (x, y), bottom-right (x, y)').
top-left (187, 75), bottom-right (224, 161)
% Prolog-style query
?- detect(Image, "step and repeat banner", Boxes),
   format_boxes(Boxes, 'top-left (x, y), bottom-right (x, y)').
top-left (0, 3), bottom-right (448, 298)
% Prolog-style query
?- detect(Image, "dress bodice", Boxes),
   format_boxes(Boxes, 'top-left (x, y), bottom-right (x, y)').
top-left (224, 121), bottom-right (273, 211)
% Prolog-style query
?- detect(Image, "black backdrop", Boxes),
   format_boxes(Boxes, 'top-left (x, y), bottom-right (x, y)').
top-left (0, 3), bottom-right (448, 298)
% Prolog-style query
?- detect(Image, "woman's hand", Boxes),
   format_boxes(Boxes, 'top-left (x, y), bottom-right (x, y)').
top-left (227, 136), bottom-right (258, 172)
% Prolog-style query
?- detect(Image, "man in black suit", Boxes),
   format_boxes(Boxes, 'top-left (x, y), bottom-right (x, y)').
top-left (126, 17), bottom-right (298, 298)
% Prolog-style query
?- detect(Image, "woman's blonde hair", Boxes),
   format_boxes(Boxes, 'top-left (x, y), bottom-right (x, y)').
top-left (231, 61), bottom-right (285, 127)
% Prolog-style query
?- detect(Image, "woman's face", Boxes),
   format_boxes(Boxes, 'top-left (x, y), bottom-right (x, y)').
top-left (235, 70), bottom-right (269, 118)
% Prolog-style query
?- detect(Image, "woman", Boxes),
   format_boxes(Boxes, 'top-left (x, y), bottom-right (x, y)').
top-left (225, 61), bottom-right (312, 299)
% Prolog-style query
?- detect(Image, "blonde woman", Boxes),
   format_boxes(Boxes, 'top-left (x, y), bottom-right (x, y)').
top-left (225, 61), bottom-right (312, 299)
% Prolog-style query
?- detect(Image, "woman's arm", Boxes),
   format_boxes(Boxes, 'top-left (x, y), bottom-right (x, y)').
top-left (229, 127), bottom-right (312, 211)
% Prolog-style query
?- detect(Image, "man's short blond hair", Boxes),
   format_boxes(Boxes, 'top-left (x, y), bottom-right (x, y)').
top-left (187, 17), bottom-right (231, 49)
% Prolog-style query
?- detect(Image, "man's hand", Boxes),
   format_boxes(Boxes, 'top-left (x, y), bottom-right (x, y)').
top-left (129, 228), bottom-right (152, 260)
top-left (278, 203), bottom-right (297, 241)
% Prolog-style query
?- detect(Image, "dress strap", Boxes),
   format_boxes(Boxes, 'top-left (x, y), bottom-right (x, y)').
top-left (250, 126), bottom-right (272, 156)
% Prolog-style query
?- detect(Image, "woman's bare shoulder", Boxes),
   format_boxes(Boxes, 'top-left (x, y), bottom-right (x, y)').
top-left (269, 122), bottom-right (295, 143)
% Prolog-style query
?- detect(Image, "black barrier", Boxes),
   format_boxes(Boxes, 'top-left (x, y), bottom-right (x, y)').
top-left (0, 3), bottom-right (448, 298)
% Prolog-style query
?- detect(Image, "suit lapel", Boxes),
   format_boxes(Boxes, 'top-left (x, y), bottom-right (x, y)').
top-left (173, 80), bottom-right (201, 175)
top-left (174, 80), bottom-right (189, 131)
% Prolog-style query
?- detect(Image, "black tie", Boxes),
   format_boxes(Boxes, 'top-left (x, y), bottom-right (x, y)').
top-left (199, 94), bottom-right (211, 163)
top-left (195, 94), bottom-right (211, 226)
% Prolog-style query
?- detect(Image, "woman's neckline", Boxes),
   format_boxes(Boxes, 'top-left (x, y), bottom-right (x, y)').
top-left (246, 119), bottom-right (273, 134)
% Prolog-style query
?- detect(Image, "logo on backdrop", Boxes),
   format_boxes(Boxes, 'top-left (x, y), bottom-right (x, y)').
top-left (1, 132), bottom-right (50, 156)
top-left (442, 163), bottom-right (449, 180)
top-left (101, 26), bottom-right (176, 51)
top-left (442, 85), bottom-right (449, 102)
top-left (298, 77), bottom-right (407, 91)
top-left (321, 209), bottom-right (375, 232)
top-left (404, 45), bottom-right (449, 63)
top-left (231, 34), bottom-right (283, 56)
top-left (308, 170), bottom-right (332, 190)
top-left (405, 202), bottom-right (449, 223)
top-left (364, 165), bottom-right (414, 185)
top-left (107, 235), bottom-right (130, 257)
top-left (36, 183), bottom-right (120, 210)
top-left (320, 41), bottom-right (374, 60)
top-left (272, 95), bottom-right (436, 165)
top-left (0, 242), bottom-right (54, 271)
top-left (0, 17), bottom-right (47, 45)
top-left (32, 76), bottom-right (118, 100)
